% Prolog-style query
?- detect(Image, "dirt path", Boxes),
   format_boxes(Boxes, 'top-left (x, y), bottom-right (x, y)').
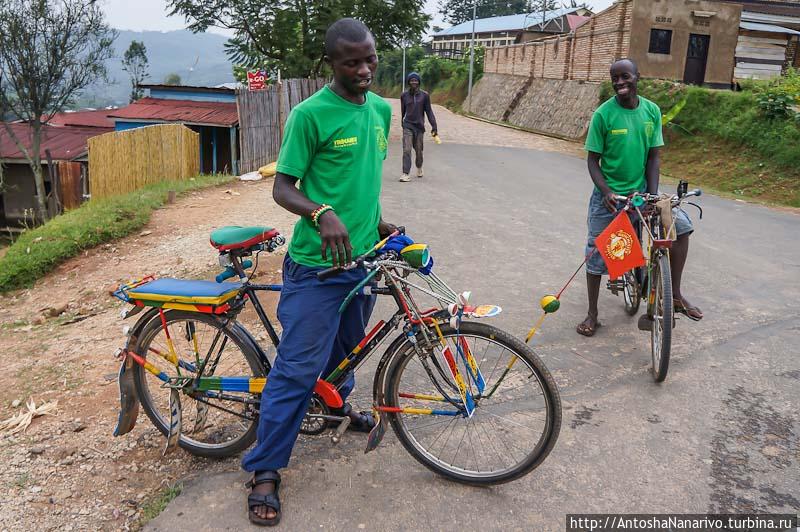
top-left (0, 101), bottom-right (581, 531)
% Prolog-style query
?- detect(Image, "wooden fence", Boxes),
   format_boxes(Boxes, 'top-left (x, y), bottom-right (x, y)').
top-left (237, 78), bottom-right (327, 173)
top-left (88, 124), bottom-right (200, 200)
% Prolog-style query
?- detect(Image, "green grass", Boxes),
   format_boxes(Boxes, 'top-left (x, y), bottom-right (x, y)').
top-left (139, 483), bottom-right (183, 523)
top-left (0, 175), bottom-right (234, 292)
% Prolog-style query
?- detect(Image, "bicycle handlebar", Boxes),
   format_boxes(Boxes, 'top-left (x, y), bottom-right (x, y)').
top-left (612, 189), bottom-right (702, 204)
top-left (316, 227), bottom-right (405, 281)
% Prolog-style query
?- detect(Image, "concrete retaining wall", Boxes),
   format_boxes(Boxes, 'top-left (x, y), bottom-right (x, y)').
top-left (470, 73), bottom-right (602, 140)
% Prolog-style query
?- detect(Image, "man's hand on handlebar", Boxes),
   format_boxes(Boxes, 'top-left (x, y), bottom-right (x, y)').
top-left (319, 210), bottom-right (352, 268)
top-left (603, 191), bottom-right (619, 213)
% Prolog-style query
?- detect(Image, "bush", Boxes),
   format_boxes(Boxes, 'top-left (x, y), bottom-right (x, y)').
top-left (0, 174), bottom-right (233, 292)
top-left (754, 68), bottom-right (800, 121)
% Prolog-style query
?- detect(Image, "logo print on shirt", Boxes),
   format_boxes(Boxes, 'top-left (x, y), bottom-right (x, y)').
top-left (644, 121), bottom-right (655, 137)
top-left (375, 126), bottom-right (387, 152)
top-left (611, 129), bottom-right (628, 136)
top-left (333, 136), bottom-right (358, 148)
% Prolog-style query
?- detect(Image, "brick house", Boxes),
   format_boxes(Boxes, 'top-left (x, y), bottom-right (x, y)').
top-left (484, 0), bottom-right (799, 86)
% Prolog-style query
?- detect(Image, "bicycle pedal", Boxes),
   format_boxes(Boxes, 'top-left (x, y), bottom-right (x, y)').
top-left (331, 416), bottom-right (350, 444)
top-left (637, 315), bottom-right (653, 331)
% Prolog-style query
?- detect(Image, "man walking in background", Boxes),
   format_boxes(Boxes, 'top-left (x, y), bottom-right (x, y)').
top-left (399, 72), bottom-right (438, 182)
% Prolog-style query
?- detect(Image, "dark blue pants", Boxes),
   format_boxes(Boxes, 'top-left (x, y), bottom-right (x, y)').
top-left (241, 255), bottom-right (376, 472)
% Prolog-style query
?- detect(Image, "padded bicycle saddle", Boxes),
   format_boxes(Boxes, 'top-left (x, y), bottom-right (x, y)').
top-left (210, 226), bottom-right (279, 251)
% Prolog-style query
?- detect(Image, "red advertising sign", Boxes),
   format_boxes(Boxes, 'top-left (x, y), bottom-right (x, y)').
top-left (247, 70), bottom-right (268, 91)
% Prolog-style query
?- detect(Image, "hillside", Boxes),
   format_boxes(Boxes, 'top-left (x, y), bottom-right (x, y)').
top-left (77, 29), bottom-right (235, 107)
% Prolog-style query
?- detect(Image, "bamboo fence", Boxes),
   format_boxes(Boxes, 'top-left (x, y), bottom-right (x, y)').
top-left (237, 78), bottom-right (327, 173)
top-left (88, 124), bottom-right (199, 200)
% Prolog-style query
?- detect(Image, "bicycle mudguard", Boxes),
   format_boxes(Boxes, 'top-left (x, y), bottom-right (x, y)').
top-left (163, 388), bottom-right (182, 456)
top-left (113, 354), bottom-right (140, 437)
top-left (364, 409), bottom-right (387, 454)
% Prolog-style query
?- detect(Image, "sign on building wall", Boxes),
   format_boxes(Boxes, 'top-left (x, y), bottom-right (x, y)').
top-left (247, 70), bottom-right (269, 91)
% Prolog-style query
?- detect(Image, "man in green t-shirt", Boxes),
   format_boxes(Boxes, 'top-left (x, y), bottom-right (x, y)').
top-left (241, 18), bottom-right (396, 526)
top-left (577, 59), bottom-right (703, 337)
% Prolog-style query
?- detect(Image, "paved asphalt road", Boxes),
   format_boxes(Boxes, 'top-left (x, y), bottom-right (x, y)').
top-left (149, 132), bottom-right (800, 531)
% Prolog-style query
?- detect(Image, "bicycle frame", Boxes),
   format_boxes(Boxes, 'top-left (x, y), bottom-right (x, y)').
top-left (125, 269), bottom-right (479, 423)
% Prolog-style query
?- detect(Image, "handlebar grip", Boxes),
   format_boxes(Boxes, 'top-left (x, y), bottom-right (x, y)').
top-left (215, 260), bottom-right (253, 283)
top-left (688, 189), bottom-right (702, 197)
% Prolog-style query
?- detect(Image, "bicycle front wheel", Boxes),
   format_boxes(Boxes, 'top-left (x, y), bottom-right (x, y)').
top-left (132, 310), bottom-right (265, 458)
top-left (650, 254), bottom-right (673, 382)
top-left (383, 322), bottom-right (561, 485)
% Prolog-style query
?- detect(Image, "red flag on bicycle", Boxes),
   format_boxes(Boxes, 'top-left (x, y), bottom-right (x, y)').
top-left (595, 211), bottom-right (645, 280)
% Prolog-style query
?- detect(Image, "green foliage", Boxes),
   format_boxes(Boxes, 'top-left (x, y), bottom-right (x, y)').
top-left (753, 68), bottom-right (800, 121)
top-left (168, 0), bottom-right (430, 78)
top-left (374, 47), bottom-right (483, 110)
top-left (140, 483), bottom-right (183, 523)
top-left (122, 40), bottom-right (149, 102)
top-left (0, 175), bottom-right (233, 292)
top-left (163, 73), bottom-right (182, 85)
top-left (374, 46), bottom-right (428, 88)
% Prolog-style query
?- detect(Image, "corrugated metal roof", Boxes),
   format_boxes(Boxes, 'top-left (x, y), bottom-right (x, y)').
top-left (0, 123), bottom-right (111, 161)
top-left (107, 97), bottom-right (239, 127)
top-left (433, 7), bottom-right (581, 37)
top-left (740, 20), bottom-right (800, 35)
top-left (47, 109), bottom-right (116, 129)
top-left (139, 84), bottom-right (236, 94)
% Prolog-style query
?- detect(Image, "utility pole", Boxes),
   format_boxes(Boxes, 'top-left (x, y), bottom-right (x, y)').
top-left (466, 0), bottom-right (477, 114)
top-left (402, 42), bottom-right (406, 89)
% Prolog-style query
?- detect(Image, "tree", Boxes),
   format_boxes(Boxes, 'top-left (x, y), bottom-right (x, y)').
top-left (164, 73), bottom-right (183, 86)
top-left (167, 0), bottom-right (431, 78)
top-left (438, 0), bottom-right (557, 26)
top-left (0, 0), bottom-right (115, 223)
top-left (122, 40), bottom-right (149, 102)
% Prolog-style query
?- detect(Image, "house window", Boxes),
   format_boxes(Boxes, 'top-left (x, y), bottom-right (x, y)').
top-left (649, 28), bottom-right (673, 54)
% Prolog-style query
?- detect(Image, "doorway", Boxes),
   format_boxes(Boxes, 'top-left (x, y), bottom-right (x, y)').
top-left (684, 34), bottom-right (710, 85)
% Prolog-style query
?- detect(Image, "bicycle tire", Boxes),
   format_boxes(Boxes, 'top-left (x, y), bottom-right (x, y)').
top-left (651, 255), bottom-right (672, 382)
top-left (623, 270), bottom-right (641, 316)
top-left (132, 310), bottom-right (265, 458)
top-left (382, 321), bottom-right (561, 486)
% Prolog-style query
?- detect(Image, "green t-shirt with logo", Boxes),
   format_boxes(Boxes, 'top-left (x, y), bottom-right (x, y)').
top-left (276, 86), bottom-right (391, 267)
top-left (584, 96), bottom-right (664, 194)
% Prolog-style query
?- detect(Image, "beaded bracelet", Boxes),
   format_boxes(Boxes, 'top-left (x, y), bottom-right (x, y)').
top-left (311, 204), bottom-right (333, 227)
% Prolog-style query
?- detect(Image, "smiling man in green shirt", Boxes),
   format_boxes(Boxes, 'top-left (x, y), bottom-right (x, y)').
top-left (577, 58), bottom-right (702, 337)
top-left (241, 18), bottom-right (396, 527)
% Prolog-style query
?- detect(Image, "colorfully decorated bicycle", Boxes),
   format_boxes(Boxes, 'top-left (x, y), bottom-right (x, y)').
top-left (111, 226), bottom-right (561, 485)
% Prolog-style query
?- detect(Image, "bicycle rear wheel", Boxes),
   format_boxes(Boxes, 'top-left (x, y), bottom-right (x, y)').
top-left (650, 255), bottom-right (672, 382)
top-left (132, 311), bottom-right (265, 457)
top-left (383, 322), bottom-right (561, 485)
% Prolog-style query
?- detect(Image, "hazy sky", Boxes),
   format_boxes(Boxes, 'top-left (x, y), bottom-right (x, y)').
top-left (102, 0), bottom-right (618, 36)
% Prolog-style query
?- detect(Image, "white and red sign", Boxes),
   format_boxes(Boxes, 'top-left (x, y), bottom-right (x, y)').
top-left (247, 69), bottom-right (268, 91)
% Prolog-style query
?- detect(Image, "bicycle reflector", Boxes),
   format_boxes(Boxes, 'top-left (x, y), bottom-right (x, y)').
top-left (400, 244), bottom-right (431, 269)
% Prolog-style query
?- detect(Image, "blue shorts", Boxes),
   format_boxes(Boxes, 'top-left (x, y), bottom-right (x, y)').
top-left (585, 188), bottom-right (694, 276)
